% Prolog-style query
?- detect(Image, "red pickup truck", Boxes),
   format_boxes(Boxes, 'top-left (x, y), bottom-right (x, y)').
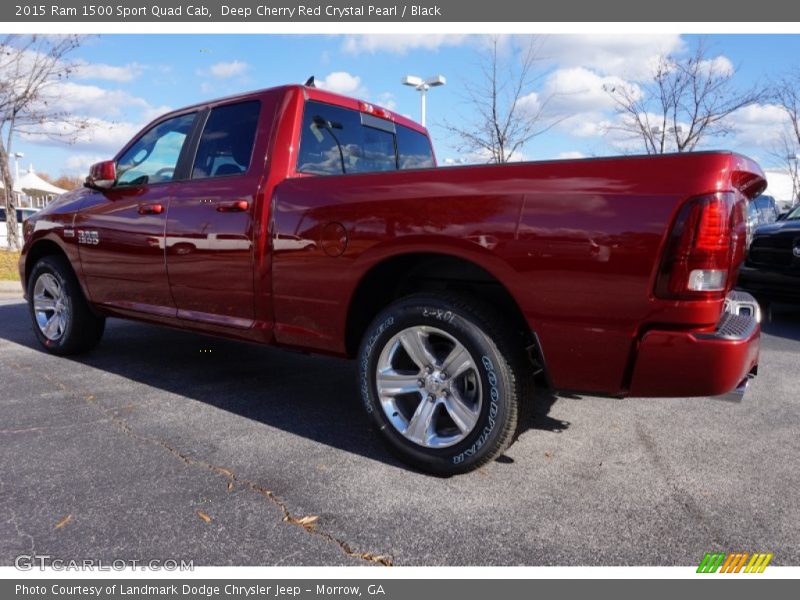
top-left (19, 84), bottom-right (764, 474)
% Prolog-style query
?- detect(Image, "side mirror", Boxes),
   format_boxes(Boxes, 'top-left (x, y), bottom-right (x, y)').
top-left (85, 160), bottom-right (117, 190)
top-left (777, 212), bottom-right (788, 221)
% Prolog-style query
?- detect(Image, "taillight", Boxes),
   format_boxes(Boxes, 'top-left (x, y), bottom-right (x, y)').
top-left (694, 196), bottom-right (728, 252)
top-left (655, 192), bottom-right (743, 300)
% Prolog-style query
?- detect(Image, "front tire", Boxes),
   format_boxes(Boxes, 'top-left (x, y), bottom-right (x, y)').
top-left (27, 255), bottom-right (105, 355)
top-left (358, 293), bottom-right (532, 475)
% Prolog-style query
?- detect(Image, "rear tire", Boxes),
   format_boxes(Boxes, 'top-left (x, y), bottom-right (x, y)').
top-left (358, 292), bottom-right (533, 475)
top-left (27, 255), bottom-right (105, 355)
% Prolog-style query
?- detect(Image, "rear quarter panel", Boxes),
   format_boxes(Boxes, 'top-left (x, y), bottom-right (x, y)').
top-left (271, 152), bottom-right (748, 394)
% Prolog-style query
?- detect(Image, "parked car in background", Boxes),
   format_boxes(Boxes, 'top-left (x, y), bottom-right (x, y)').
top-left (777, 203), bottom-right (799, 220)
top-left (1, 207), bottom-right (39, 248)
top-left (738, 203), bottom-right (800, 304)
top-left (746, 195), bottom-right (781, 247)
top-left (749, 194), bottom-right (780, 228)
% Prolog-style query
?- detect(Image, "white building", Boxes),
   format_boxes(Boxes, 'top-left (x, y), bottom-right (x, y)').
top-left (762, 168), bottom-right (798, 211)
top-left (0, 164), bottom-right (67, 209)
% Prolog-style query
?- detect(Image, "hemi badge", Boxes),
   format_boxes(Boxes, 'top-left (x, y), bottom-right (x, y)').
top-left (64, 229), bottom-right (75, 238)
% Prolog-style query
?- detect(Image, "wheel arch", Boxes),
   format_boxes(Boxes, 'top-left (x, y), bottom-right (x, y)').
top-left (23, 237), bottom-right (84, 299)
top-left (344, 252), bottom-right (542, 374)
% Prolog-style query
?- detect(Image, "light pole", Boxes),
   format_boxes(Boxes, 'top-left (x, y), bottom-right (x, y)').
top-left (401, 75), bottom-right (446, 127)
top-left (13, 152), bottom-right (24, 183)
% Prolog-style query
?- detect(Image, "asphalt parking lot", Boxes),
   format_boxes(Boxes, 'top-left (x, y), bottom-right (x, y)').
top-left (1, 295), bottom-right (798, 567)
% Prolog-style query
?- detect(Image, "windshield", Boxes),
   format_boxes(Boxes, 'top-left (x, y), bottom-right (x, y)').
top-left (787, 205), bottom-right (800, 220)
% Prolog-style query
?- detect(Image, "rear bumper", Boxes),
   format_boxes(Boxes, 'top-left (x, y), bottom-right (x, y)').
top-left (737, 264), bottom-right (800, 303)
top-left (628, 293), bottom-right (760, 399)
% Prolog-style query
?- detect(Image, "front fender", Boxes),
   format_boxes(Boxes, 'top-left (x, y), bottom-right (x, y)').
top-left (20, 219), bottom-right (84, 300)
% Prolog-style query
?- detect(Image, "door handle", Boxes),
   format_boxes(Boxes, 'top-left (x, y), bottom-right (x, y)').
top-left (138, 203), bottom-right (164, 215)
top-left (216, 200), bottom-right (250, 213)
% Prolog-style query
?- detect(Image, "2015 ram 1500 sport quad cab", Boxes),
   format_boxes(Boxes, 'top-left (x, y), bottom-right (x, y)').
top-left (19, 84), bottom-right (764, 474)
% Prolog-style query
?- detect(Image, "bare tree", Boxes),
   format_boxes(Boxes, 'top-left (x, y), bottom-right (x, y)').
top-left (0, 34), bottom-right (87, 250)
top-left (774, 71), bottom-right (800, 206)
top-left (769, 132), bottom-right (800, 207)
top-left (38, 172), bottom-right (84, 191)
top-left (441, 36), bottom-right (560, 164)
top-left (604, 40), bottom-right (764, 154)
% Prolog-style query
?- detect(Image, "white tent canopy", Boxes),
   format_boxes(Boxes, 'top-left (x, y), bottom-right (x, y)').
top-left (1, 165), bottom-right (67, 208)
top-left (17, 165), bottom-right (67, 195)
top-left (0, 164), bottom-right (67, 195)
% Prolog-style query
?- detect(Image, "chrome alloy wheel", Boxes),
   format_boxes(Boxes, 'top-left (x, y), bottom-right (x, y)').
top-left (375, 325), bottom-right (483, 449)
top-left (33, 273), bottom-right (69, 342)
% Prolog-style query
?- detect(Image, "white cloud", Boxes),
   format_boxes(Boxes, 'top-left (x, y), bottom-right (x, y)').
top-left (544, 67), bottom-right (638, 115)
top-left (762, 168), bottom-right (796, 201)
top-left (38, 81), bottom-right (150, 118)
top-left (542, 34), bottom-right (685, 80)
top-left (562, 101), bottom-right (785, 158)
top-left (376, 92), bottom-right (397, 111)
top-left (21, 117), bottom-right (142, 154)
top-left (558, 111), bottom-right (649, 155)
top-left (727, 103), bottom-right (788, 151)
top-left (73, 60), bottom-right (144, 82)
top-left (700, 55), bottom-right (735, 78)
top-left (341, 34), bottom-right (681, 79)
top-left (557, 151), bottom-right (586, 160)
top-left (4, 47), bottom-right (144, 85)
top-left (63, 153), bottom-right (105, 175)
top-left (568, 115), bottom-right (614, 138)
top-left (140, 104), bottom-right (172, 123)
top-left (517, 92), bottom-right (541, 117)
top-left (456, 147), bottom-right (528, 164)
top-left (204, 60), bottom-right (249, 79)
top-left (441, 157), bottom-right (469, 166)
top-left (316, 71), bottom-right (366, 97)
top-left (76, 120), bottom-right (142, 152)
top-left (342, 34), bottom-right (469, 55)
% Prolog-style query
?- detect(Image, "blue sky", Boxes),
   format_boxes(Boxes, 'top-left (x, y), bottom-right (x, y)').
top-left (12, 34), bottom-right (800, 178)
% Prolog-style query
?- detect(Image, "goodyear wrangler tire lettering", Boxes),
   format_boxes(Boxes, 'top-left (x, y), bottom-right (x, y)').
top-left (452, 354), bottom-right (500, 466)
top-left (357, 293), bottom-right (529, 475)
top-left (422, 307), bottom-right (455, 324)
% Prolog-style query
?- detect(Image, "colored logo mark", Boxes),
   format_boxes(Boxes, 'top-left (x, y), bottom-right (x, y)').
top-left (697, 552), bottom-right (773, 573)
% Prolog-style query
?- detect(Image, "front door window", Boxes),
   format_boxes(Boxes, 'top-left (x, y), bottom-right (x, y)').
top-left (116, 113), bottom-right (196, 187)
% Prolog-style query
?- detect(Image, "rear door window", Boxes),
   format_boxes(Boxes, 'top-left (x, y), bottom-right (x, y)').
top-left (298, 101), bottom-right (395, 175)
top-left (299, 101), bottom-right (433, 175)
top-left (397, 125), bottom-right (435, 169)
top-left (191, 100), bottom-right (261, 179)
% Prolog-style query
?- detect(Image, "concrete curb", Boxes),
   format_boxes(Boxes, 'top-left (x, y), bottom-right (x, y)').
top-left (0, 280), bottom-right (23, 293)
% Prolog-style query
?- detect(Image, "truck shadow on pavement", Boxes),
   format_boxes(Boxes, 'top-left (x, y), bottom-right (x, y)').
top-left (0, 301), bottom-right (566, 473)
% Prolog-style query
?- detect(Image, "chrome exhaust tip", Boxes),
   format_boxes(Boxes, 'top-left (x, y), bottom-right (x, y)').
top-left (717, 371), bottom-right (757, 403)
